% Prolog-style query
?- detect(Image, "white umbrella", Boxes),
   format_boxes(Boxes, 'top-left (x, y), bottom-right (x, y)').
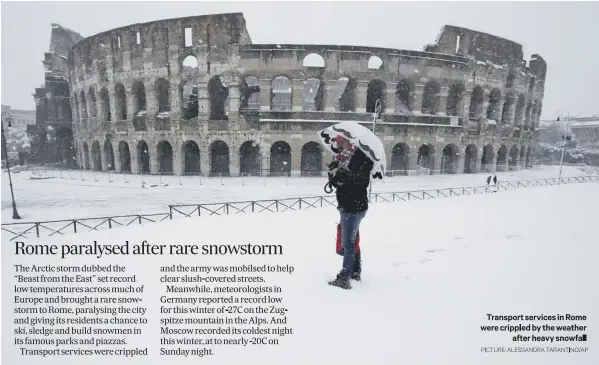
top-left (318, 122), bottom-right (386, 179)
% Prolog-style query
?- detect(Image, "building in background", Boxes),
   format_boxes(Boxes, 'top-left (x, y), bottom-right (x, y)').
top-left (1, 105), bottom-right (36, 130)
top-left (570, 116), bottom-right (599, 147)
top-left (29, 23), bottom-right (83, 167)
top-left (539, 116), bottom-right (599, 147)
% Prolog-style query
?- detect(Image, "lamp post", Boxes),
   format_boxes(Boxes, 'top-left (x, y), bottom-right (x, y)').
top-left (1, 112), bottom-right (22, 219)
top-left (555, 109), bottom-right (570, 182)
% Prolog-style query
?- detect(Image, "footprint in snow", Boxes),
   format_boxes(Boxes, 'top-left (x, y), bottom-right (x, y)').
top-left (419, 258), bottom-right (432, 264)
top-left (392, 262), bottom-right (407, 268)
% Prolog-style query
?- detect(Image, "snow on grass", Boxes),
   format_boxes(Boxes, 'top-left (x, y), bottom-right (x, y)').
top-left (2, 183), bottom-right (597, 364)
top-left (2, 165), bottom-right (598, 223)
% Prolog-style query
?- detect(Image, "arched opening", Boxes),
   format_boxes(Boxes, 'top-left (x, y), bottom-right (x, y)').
top-left (114, 83), bottom-right (127, 120)
top-left (91, 141), bottom-right (101, 170)
top-left (182, 140), bottom-right (200, 175)
top-left (157, 141), bottom-right (173, 174)
top-left (303, 78), bottom-right (324, 111)
top-left (514, 94), bottom-right (526, 126)
top-left (367, 55), bottom-right (383, 70)
top-left (481, 144), bottom-right (494, 172)
top-left (446, 82), bottom-right (465, 117)
top-left (100, 88), bottom-right (111, 121)
top-left (367, 79), bottom-right (386, 113)
top-left (132, 81), bottom-right (147, 115)
top-left (519, 145), bottom-right (526, 166)
top-left (528, 77), bottom-right (535, 94)
top-left (417, 144), bottom-right (435, 172)
top-left (300, 142), bottom-right (322, 176)
top-left (137, 141), bottom-right (150, 173)
top-left (240, 76), bottom-right (260, 110)
top-left (208, 76), bottom-right (228, 120)
top-left (118, 141), bottom-right (131, 172)
top-left (396, 79), bottom-right (413, 113)
top-left (464, 144), bottom-right (478, 173)
top-left (501, 94), bottom-right (515, 124)
top-left (391, 143), bottom-right (410, 175)
top-left (302, 53), bottom-right (325, 67)
top-left (486, 89), bottom-right (501, 120)
top-left (469, 86), bottom-right (484, 120)
top-left (337, 77), bottom-right (356, 112)
top-left (210, 140), bottom-right (230, 176)
top-left (509, 145), bottom-right (519, 170)
top-left (496, 145), bottom-right (508, 172)
top-left (80, 90), bottom-right (88, 119)
top-left (181, 80), bottom-right (198, 119)
top-left (240, 141), bottom-right (261, 176)
top-left (103, 140), bottom-right (115, 171)
top-left (182, 55), bottom-right (199, 71)
top-left (421, 81), bottom-right (441, 115)
top-left (441, 144), bottom-right (459, 174)
top-left (88, 87), bottom-right (97, 118)
top-left (82, 142), bottom-right (90, 170)
top-left (270, 141), bottom-right (291, 176)
top-left (155, 78), bottom-right (171, 113)
top-left (271, 76), bottom-right (292, 111)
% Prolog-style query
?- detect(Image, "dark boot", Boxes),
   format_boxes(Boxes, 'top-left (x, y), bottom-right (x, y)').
top-left (328, 273), bottom-right (351, 289)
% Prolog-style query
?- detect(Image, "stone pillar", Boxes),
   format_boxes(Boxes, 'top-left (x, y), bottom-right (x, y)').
top-left (113, 141), bottom-right (122, 172)
top-left (100, 143), bottom-right (107, 171)
top-left (197, 82), bottom-right (209, 117)
top-left (509, 102), bottom-right (517, 126)
top-left (126, 84), bottom-right (136, 120)
top-left (130, 141), bottom-right (139, 174)
top-left (496, 100), bottom-right (506, 124)
top-left (173, 140), bottom-right (182, 176)
top-left (150, 142), bottom-right (159, 174)
top-left (145, 82), bottom-right (158, 118)
top-left (385, 84), bottom-right (396, 114)
top-left (356, 81), bottom-right (368, 113)
top-left (259, 79), bottom-right (271, 111)
top-left (475, 145), bottom-right (482, 173)
top-left (458, 148), bottom-right (466, 173)
top-left (482, 89), bottom-right (490, 120)
top-left (438, 87), bottom-right (449, 116)
top-left (324, 82), bottom-right (338, 112)
top-left (292, 79), bottom-right (304, 112)
top-left (200, 146), bottom-right (210, 176)
top-left (412, 84), bottom-right (425, 115)
top-left (291, 142), bottom-right (302, 175)
top-left (227, 82), bottom-right (241, 120)
top-left (230, 148), bottom-right (240, 176)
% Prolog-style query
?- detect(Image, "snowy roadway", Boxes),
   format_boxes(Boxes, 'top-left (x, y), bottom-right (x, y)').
top-left (2, 181), bottom-right (597, 364)
top-left (2, 165), bottom-right (598, 223)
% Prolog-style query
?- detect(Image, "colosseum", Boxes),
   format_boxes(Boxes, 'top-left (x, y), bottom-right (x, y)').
top-left (68, 12), bottom-right (546, 177)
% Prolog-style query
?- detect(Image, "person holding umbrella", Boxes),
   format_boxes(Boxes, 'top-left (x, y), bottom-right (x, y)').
top-left (319, 123), bottom-right (386, 290)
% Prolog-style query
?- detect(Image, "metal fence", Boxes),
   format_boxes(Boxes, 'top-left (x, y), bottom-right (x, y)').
top-left (2, 175), bottom-right (597, 241)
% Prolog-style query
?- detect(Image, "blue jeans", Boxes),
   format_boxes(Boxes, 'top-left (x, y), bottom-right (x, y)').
top-left (339, 209), bottom-right (366, 278)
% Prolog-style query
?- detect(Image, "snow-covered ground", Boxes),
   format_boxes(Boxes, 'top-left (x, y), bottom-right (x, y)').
top-left (2, 165), bottom-right (598, 223)
top-left (2, 182), bottom-right (597, 364)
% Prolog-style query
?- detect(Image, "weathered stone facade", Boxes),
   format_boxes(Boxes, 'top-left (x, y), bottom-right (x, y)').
top-left (68, 13), bottom-right (546, 176)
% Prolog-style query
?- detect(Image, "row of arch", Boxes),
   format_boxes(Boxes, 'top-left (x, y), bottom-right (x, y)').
top-left (78, 138), bottom-right (532, 177)
top-left (390, 142), bottom-right (532, 174)
top-left (72, 75), bottom-right (541, 129)
top-left (78, 140), bottom-right (324, 176)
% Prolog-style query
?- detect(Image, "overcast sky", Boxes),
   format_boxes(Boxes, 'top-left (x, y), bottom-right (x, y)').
top-left (2, 1), bottom-right (598, 119)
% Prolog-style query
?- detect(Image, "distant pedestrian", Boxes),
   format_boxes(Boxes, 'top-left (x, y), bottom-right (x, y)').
top-left (486, 175), bottom-right (492, 186)
top-left (493, 175), bottom-right (498, 185)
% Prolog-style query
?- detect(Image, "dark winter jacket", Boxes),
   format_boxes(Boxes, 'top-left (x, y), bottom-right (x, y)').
top-left (328, 148), bottom-right (374, 212)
